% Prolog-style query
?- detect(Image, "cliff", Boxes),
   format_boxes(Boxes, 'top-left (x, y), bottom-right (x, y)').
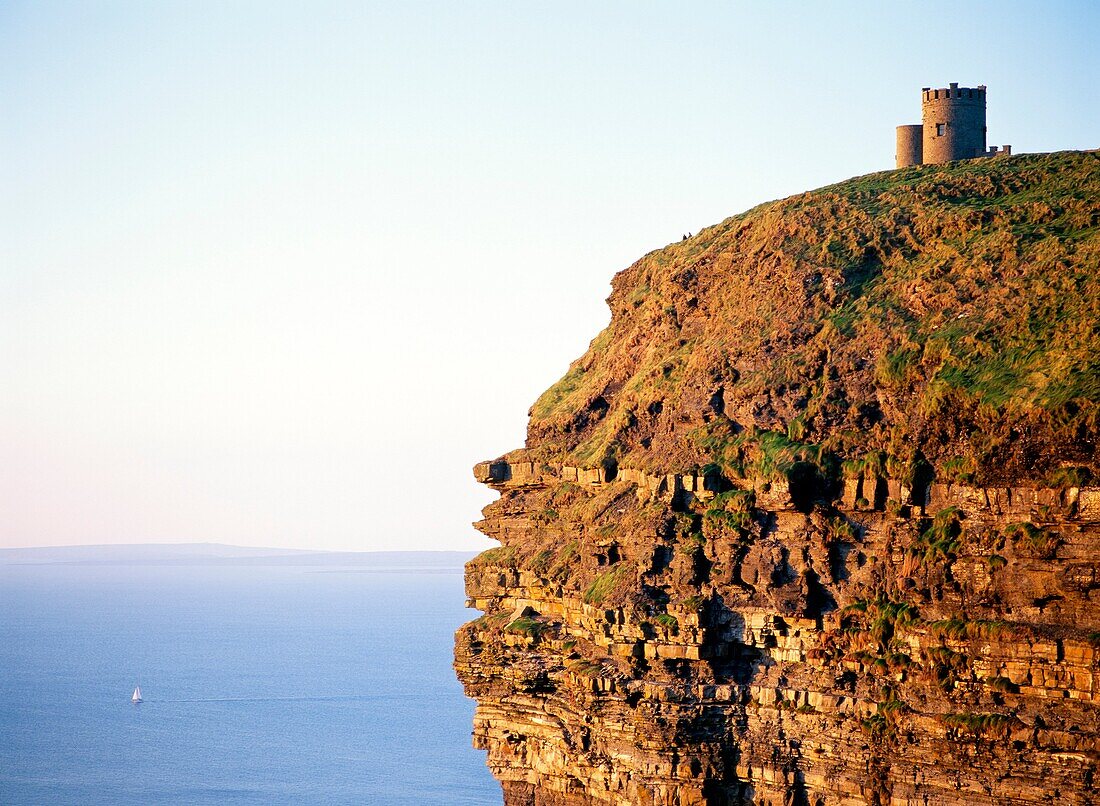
top-left (455, 151), bottom-right (1100, 805)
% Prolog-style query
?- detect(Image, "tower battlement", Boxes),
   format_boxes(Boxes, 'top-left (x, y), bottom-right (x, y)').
top-left (896, 81), bottom-right (1009, 168)
top-left (921, 83), bottom-right (986, 103)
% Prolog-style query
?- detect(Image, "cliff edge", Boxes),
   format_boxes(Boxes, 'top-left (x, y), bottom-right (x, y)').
top-left (456, 151), bottom-right (1100, 805)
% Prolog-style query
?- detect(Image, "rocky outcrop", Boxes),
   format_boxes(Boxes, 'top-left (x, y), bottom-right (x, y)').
top-left (455, 153), bottom-right (1100, 805)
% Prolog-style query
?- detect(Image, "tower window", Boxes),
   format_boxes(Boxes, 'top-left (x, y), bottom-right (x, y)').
top-left (937, 123), bottom-right (946, 136)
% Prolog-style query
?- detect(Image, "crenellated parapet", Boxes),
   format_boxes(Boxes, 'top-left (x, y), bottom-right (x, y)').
top-left (922, 83), bottom-right (987, 103)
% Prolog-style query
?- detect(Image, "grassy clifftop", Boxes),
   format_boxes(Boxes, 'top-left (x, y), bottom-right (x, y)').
top-left (528, 151), bottom-right (1100, 486)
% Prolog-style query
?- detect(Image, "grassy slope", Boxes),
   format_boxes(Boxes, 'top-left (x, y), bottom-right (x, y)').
top-left (526, 151), bottom-right (1100, 486)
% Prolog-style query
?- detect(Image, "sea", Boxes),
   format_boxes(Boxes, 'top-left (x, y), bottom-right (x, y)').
top-left (0, 552), bottom-right (503, 805)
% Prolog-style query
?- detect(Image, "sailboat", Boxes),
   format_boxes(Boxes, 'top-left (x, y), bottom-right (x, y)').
top-left (131, 686), bottom-right (142, 704)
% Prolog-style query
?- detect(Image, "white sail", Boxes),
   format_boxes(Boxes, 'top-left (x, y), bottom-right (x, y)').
top-left (132, 686), bottom-right (142, 703)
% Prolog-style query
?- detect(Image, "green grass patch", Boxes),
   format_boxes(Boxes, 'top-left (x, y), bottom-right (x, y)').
top-left (654, 613), bottom-right (679, 629)
top-left (907, 506), bottom-right (964, 565)
top-left (682, 595), bottom-right (705, 611)
top-left (582, 566), bottom-right (628, 605)
top-left (942, 712), bottom-right (1017, 736)
top-left (1046, 466), bottom-right (1093, 489)
top-left (506, 617), bottom-right (547, 638)
top-left (926, 617), bottom-right (1016, 641)
top-left (469, 545), bottom-right (517, 568)
top-left (547, 540), bottom-right (580, 582)
top-left (1004, 522), bottom-right (1060, 559)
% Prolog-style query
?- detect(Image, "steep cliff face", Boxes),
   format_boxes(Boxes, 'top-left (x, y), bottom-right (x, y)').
top-left (455, 152), bottom-right (1100, 805)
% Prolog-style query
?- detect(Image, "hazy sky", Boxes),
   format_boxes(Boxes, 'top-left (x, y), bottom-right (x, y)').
top-left (2, 1), bottom-right (1097, 551)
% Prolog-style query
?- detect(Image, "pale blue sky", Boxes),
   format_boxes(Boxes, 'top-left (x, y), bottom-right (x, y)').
top-left (2, 1), bottom-right (1097, 551)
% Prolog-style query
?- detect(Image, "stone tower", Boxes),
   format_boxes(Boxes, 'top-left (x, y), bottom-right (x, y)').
top-left (921, 82), bottom-right (986, 164)
top-left (895, 124), bottom-right (923, 168)
top-left (896, 82), bottom-right (1007, 168)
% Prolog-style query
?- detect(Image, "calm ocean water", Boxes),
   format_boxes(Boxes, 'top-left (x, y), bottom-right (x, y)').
top-left (0, 562), bottom-right (502, 805)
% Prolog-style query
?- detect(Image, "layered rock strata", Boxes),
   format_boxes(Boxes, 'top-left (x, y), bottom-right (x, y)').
top-left (455, 153), bottom-right (1100, 805)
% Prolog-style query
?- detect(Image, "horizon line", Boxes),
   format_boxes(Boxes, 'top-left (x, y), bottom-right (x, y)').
top-left (0, 541), bottom-right (485, 554)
